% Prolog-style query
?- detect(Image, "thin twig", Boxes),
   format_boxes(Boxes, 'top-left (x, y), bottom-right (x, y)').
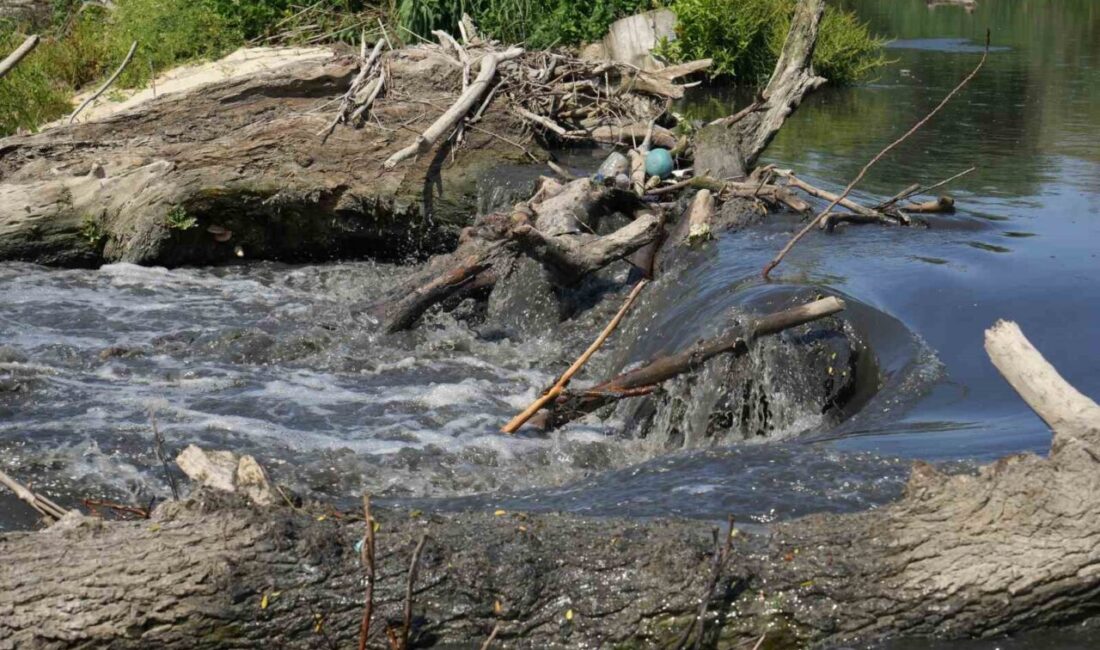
top-left (750, 633), bottom-right (767, 650)
top-left (401, 533), bottom-right (430, 649)
top-left (358, 494), bottom-right (377, 650)
top-left (70, 40), bottom-right (138, 124)
top-left (675, 515), bottom-right (737, 650)
top-left (762, 31), bottom-right (991, 279)
top-left (149, 410), bottom-right (179, 501)
top-left (502, 279), bottom-right (647, 433)
top-left (479, 623), bottom-right (501, 650)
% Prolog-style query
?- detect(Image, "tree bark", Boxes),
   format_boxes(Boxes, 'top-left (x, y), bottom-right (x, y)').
top-left (0, 34), bottom-right (38, 80)
top-left (693, 0), bottom-right (827, 180)
top-left (0, 49), bottom-right (538, 267)
top-left (5, 320), bottom-right (1100, 650)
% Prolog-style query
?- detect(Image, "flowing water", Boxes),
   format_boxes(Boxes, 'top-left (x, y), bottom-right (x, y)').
top-left (1, 0), bottom-right (1099, 644)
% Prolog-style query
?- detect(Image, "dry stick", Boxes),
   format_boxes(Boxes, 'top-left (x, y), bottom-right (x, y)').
top-left (675, 515), bottom-right (737, 650)
top-left (0, 468), bottom-right (68, 522)
top-left (501, 279), bottom-right (648, 433)
top-left (357, 494), bottom-right (377, 650)
top-left (761, 31), bottom-right (990, 279)
top-left (384, 47), bottom-right (524, 169)
top-left (350, 74), bottom-right (385, 124)
top-left (149, 410), bottom-right (179, 501)
top-left (479, 623), bottom-right (501, 650)
top-left (0, 34), bottom-right (39, 80)
top-left (750, 634), bottom-right (767, 650)
top-left (320, 37), bottom-right (385, 141)
top-left (69, 40), bottom-right (138, 124)
top-left (540, 296), bottom-right (846, 429)
top-left (777, 171), bottom-right (896, 225)
top-left (877, 166), bottom-right (977, 210)
top-left (401, 533), bottom-right (430, 650)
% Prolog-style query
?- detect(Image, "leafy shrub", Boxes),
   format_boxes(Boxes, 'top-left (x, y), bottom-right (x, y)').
top-left (657, 0), bottom-right (887, 85)
top-left (0, 16), bottom-right (110, 134)
top-left (396, 0), bottom-right (653, 49)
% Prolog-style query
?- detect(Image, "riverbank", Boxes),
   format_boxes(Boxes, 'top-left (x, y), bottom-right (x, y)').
top-left (0, 0), bottom-right (886, 136)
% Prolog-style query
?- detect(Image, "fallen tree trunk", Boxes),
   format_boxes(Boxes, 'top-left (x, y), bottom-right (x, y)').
top-left (0, 48), bottom-right (539, 267)
top-left (3, 323), bottom-right (1098, 649)
top-left (0, 34), bottom-right (38, 80)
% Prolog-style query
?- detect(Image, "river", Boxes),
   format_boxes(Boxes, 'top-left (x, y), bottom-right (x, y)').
top-left (1, 0), bottom-right (1098, 645)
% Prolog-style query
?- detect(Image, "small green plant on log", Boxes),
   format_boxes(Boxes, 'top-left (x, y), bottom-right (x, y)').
top-left (80, 214), bottom-right (107, 247)
top-left (165, 206), bottom-right (198, 231)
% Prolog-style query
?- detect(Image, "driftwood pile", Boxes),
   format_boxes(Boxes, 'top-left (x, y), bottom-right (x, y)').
top-left (319, 16), bottom-right (704, 164)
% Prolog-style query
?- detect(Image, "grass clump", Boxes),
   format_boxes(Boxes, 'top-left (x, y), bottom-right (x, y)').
top-left (396, 0), bottom-right (655, 49)
top-left (657, 0), bottom-right (887, 84)
top-left (165, 206), bottom-right (198, 231)
top-left (80, 214), bottom-right (107, 247)
top-left (394, 0), bottom-right (884, 83)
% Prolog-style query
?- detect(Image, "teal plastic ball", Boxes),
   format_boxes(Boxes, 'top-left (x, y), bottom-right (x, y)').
top-left (645, 148), bottom-right (674, 179)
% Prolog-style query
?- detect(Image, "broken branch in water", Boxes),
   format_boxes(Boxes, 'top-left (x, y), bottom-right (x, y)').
top-left (501, 279), bottom-right (648, 433)
top-left (0, 34), bottom-right (39, 80)
top-left (537, 296), bottom-right (846, 429)
top-left (904, 195), bottom-right (956, 213)
top-left (0, 467), bottom-right (69, 522)
top-left (762, 30), bottom-right (991, 279)
top-left (877, 166), bottom-right (976, 210)
top-left (70, 40), bottom-right (138, 124)
top-left (776, 170), bottom-right (902, 226)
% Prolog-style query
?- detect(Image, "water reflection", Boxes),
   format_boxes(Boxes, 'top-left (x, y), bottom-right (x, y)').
top-left (679, 0), bottom-right (1100, 463)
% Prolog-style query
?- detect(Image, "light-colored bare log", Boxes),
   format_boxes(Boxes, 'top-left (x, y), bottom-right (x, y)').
top-left (0, 34), bottom-right (39, 80)
top-left (686, 188), bottom-right (715, 242)
top-left (69, 40), bottom-right (138, 124)
top-left (985, 320), bottom-right (1100, 448)
top-left (384, 47), bottom-right (523, 169)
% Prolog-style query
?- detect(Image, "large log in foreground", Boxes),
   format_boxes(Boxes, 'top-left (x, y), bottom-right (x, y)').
top-left (3, 322), bottom-right (1100, 648)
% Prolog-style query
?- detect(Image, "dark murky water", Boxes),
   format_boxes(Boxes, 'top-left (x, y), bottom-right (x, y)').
top-left (1, 0), bottom-right (1099, 643)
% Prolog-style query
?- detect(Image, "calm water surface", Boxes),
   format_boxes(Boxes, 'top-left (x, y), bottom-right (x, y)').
top-left (1, 0), bottom-right (1099, 643)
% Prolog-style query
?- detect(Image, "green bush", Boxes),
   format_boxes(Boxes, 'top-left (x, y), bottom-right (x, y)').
top-left (0, 16), bottom-right (111, 134)
top-left (107, 0), bottom-right (241, 88)
top-left (395, 0), bottom-right (653, 49)
top-left (658, 0), bottom-right (887, 84)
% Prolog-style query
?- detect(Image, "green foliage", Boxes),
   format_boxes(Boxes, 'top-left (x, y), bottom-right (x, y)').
top-left (395, 0), bottom-right (653, 49)
top-left (165, 206), bottom-right (198, 231)
top-left (105, 0), bottom-right (241, 88)
top-left (203, 0), bottom-right (374, 43)
top-left (80, 214), bottom-right (107, 247)
top-left (657, 0), bottom-right (887, 84)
